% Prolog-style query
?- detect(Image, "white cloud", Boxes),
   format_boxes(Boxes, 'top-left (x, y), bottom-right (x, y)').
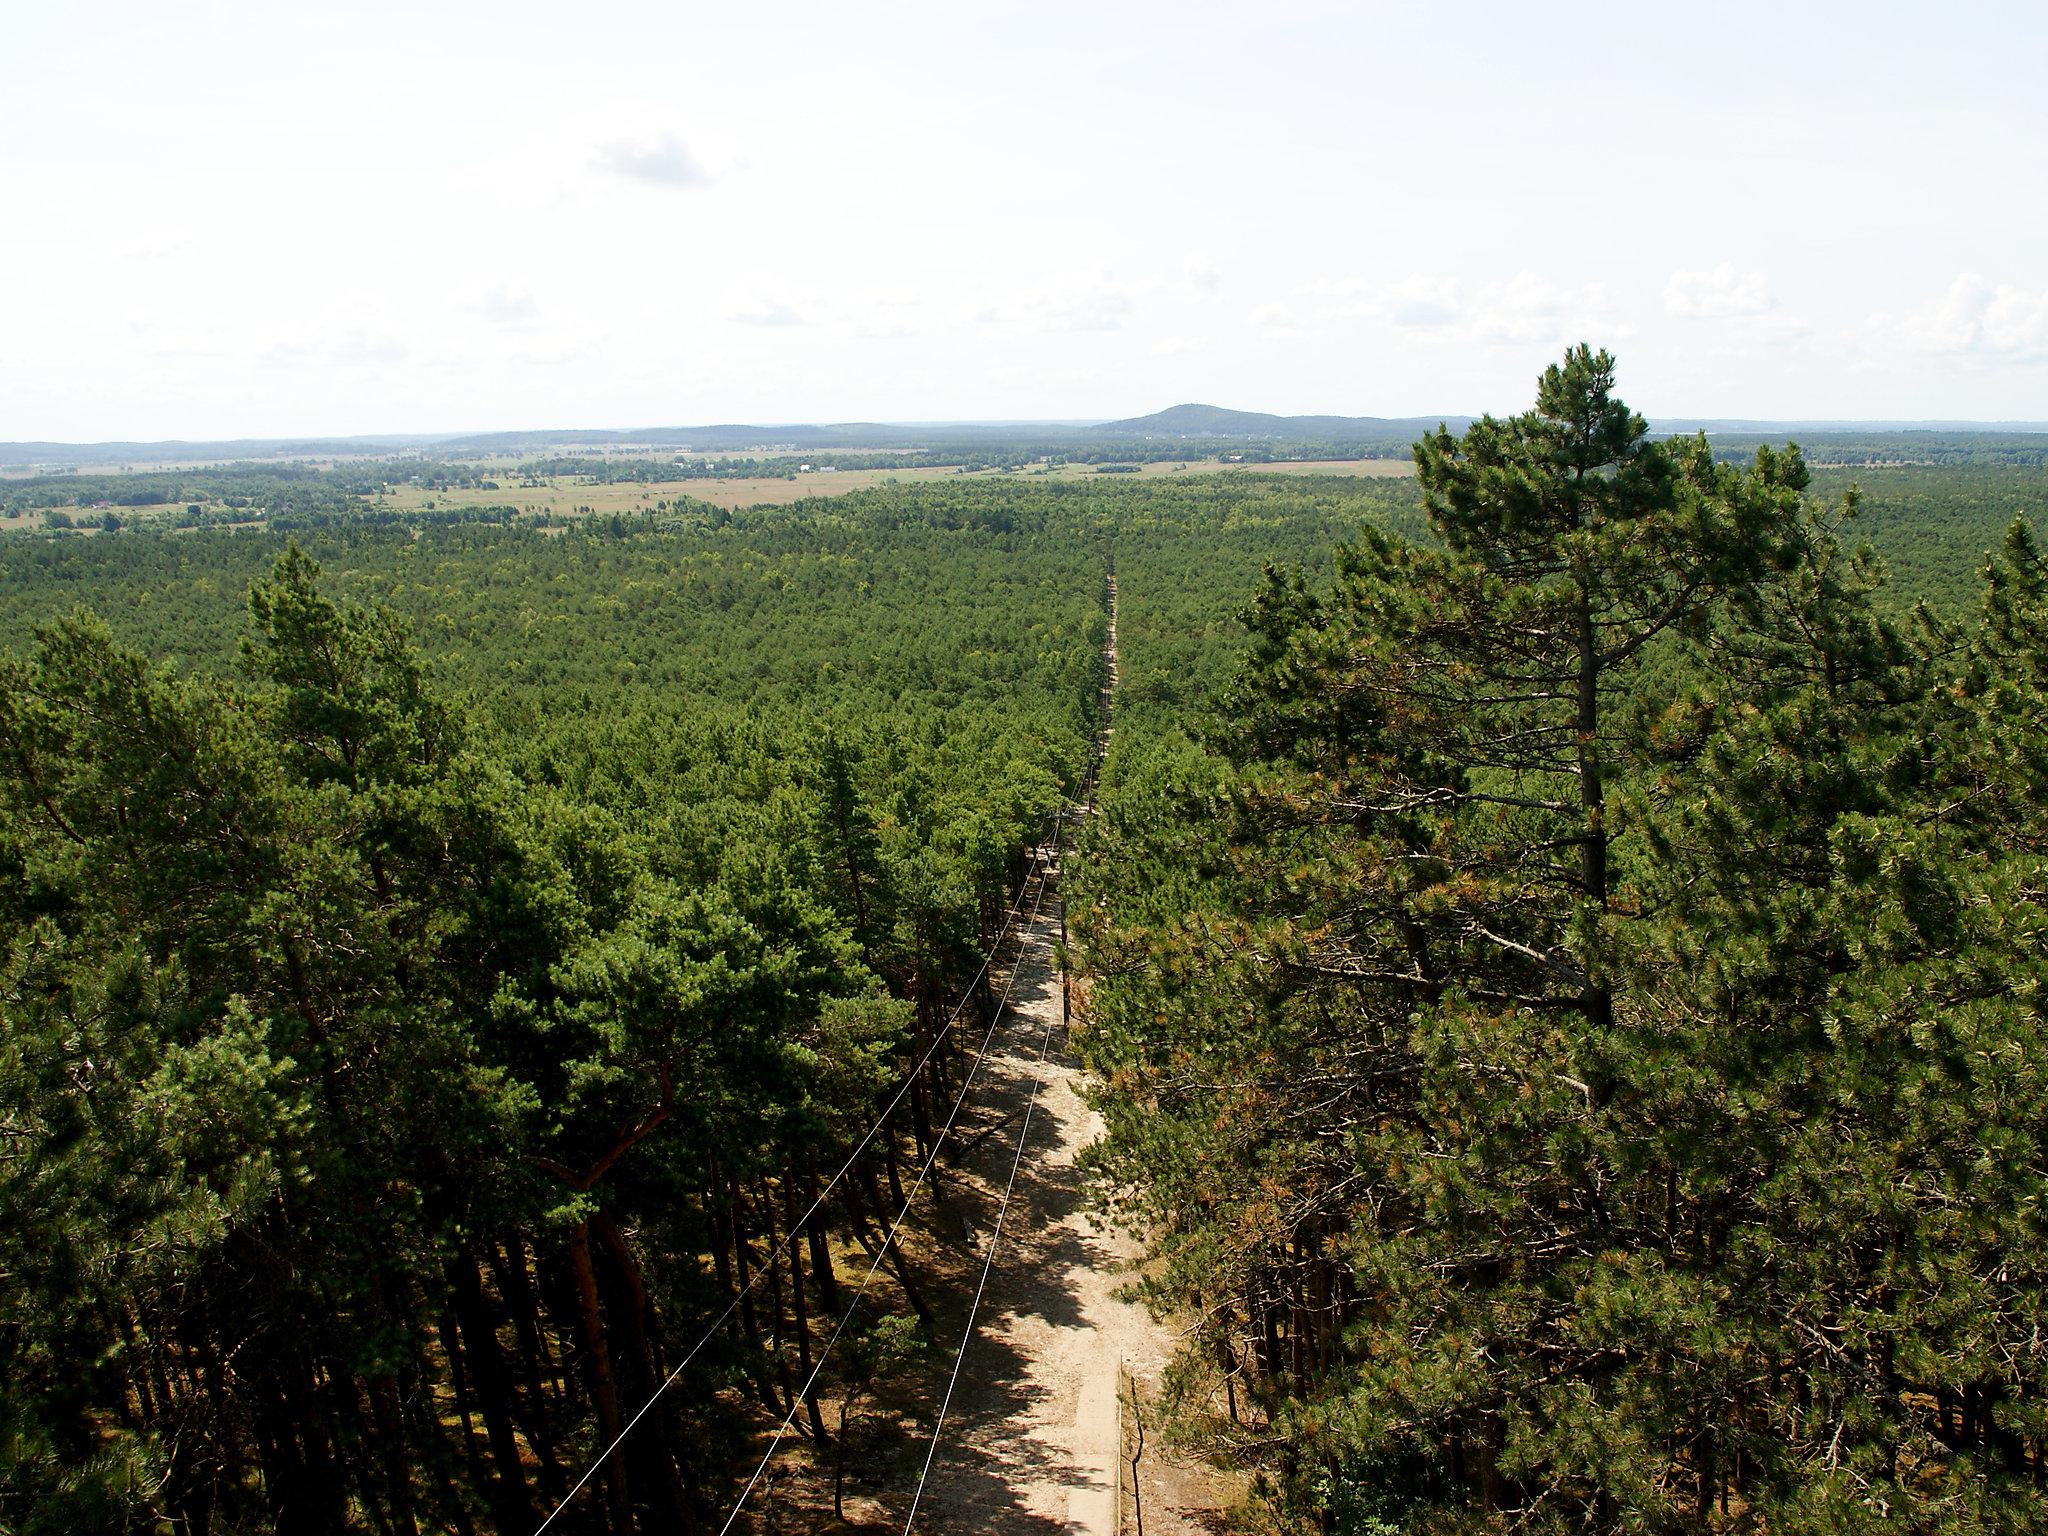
top-left (1039, 284), bottom-right (1133, 334)
top-left (840, 290), bottom-right (926, 340)
top-left (1184, 254), bottom-right (1222, 295)
top-left (1297, 277), bottom-right (1370, 318)
top-left (1300, 273), bottom-right (1616, 347)
top-left (1252, 302), bottom-right (1302, 337)
top-left (981, 273), bottom-right (1133, 334)
top-left (472, 285), bottom-right (540, 326)
top-left (848, 315), bottom-right (918, 340)
top-left (593, 131), bottom-right (713, 189)
top-left (1465, 273), bottom-right (1619, 346)
top-left (1154, 334), bottom-right (1209, 356)
top-left (1870, 274), bottom-right (2048, 363)
top-left (980, 361), bottom-right (1114, 400)
top-left (729, 298), bottom-right (804, 327)
top-left (1665, 263), bottom-right (1773, 319)
top-left (1368, 278), bottom-right (1466, 329)
top-left (259, 330), bottom-right (407, 369)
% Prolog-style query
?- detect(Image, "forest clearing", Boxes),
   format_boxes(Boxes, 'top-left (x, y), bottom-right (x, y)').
top-left (359, 456), bottom-right (1416, 520)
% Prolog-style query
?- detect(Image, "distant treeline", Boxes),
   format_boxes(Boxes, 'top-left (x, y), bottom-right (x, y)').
top-left (1693, 429), bottom-right (2048, 467)
top-left (0, 441), bottom-right (1424, 518)
top-left (1, 464), bottom-right (357, 518)
top-left (7, 441), bottom-right (2043, 628)
top-left (512, 441), bottom-right (1421, 482)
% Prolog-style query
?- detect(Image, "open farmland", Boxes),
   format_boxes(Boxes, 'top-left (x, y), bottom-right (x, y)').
top-left (356, 454), bottom-right (1416, 518)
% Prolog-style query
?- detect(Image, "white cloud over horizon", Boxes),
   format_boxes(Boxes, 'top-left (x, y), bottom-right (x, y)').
top-left (1252, 302), bottom-right (1303, 338)
top-left (979, 273), bottom-right (1136, 334)
top-left (473, 286), bottom-right (542, 326)
top-left (1666, 264), bottom-right (1775, 319)
top-left (1184, 255), bottom-right (1223, 295)
top-left (259, 330), bottom-right (409, 371)
top-left (729, 297), bottom-right (806, 328)
top-left (591, 131), bottom-right (715, 189)
top-left (1296, 273), bottom-right (1622, 352)
top-left (1871, 275), bottom-right (2048, 364)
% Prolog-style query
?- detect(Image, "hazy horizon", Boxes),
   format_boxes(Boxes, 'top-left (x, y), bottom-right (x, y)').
top-left (10, 403), bottom-right (2048, 456)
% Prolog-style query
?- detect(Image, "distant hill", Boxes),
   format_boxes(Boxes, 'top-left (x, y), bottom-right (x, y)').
top-left (1091, 403), bottom-right (1462, 440)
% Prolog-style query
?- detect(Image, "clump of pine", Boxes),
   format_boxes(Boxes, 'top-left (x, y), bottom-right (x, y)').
top-left (1074, 347), bottom-right (2048, 1533)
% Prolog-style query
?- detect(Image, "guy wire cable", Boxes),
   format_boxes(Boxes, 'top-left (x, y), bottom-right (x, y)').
top-left (896, 895), bottom-right (1065, 1535)
top-left (713, 853), bottom-right (1059, 1534)
top-left (534, 816), bottom-right (1057, 1535)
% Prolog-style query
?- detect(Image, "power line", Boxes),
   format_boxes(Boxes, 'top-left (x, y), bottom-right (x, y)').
top-left (897, 921), bottom-right (1064, 1535)
top-left (715, 853), bottom-right (1059, 1534)
top-left (897, 589), bottom-right (1110, 1529)
top-left (901, 658), bottom-right (1106, 1530)
top-left (533, 819), bottom-right (1056, 1536)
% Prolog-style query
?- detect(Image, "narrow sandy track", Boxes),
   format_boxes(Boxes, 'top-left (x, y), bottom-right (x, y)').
top-left (885, 572), bottom-right (1225, 1535)
top-left (883, 846), bottom-right (1172, 1535)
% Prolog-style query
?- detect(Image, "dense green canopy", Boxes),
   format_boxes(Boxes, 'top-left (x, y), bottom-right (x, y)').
top-left (3, 412), bottom-right (2043, 1533)
top-left (1074, 350), bottom-right (2048, 1532)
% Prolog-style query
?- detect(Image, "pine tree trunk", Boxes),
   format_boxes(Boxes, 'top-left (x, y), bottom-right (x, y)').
top-left (449, 1251), bottom-right (537, 1532)
top-left (756, 1174), bottom-right (805, 1425)
top-left (567, 1221), bottom-right (635, 1536)
top-left (590, 1215), bottom-right (694, 1533)
top-left (784, 1173), bottom-right (831, 1442)
top-left (409, 1390), bottom-right (481, 1536)
top-left (804, 1153), bottom-right (842, 1313)
top-left (488, 1237), bottom-right (569, 1504)
top-left (848, 1164), bottom-right (933, 1326)
top-left (1575, 582), bottom-right (1614, 1035)
top-left (364, 1372), bottom-right (417, 1536)
top-left (438, 1305), bottom-right (490, 1496)
top-left (727, 1181), bottom-right (782, 1413)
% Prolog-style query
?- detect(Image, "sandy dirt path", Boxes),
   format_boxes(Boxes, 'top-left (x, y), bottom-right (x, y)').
top-left (904, 875), bottom-right (1146, 1534)
top-left (858, 574), bottom-right (1228, 1533)
top-left (884, 838), bottom-right (1223, 1536)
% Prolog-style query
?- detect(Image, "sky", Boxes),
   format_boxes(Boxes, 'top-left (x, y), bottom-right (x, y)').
top-left (4, 0), bottom-right (2046, 440)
